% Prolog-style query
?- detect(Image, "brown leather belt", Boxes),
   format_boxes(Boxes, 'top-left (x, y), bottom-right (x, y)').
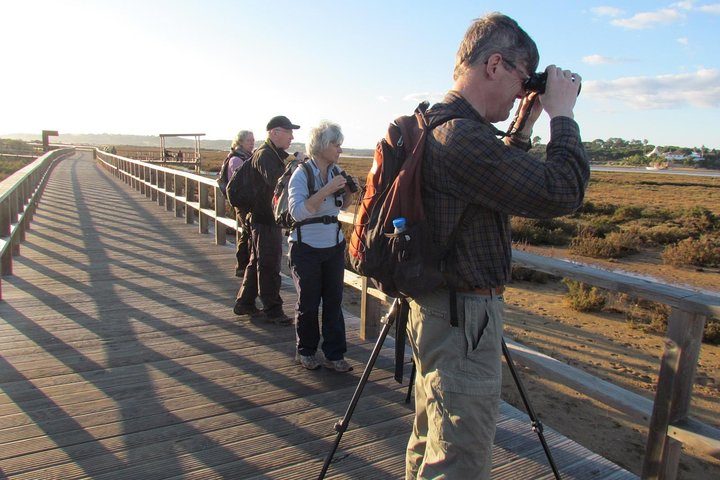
top-left (457, 286), bottom-right (505, 296)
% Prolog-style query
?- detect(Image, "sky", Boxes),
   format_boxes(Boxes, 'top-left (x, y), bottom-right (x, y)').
top-left (1, 0), bottom-right (719, 149)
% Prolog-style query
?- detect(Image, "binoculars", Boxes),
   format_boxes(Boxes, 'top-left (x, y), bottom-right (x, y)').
top-left (524, 71), bottom-right (581, 95)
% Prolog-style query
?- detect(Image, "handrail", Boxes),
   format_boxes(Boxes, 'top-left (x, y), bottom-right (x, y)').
top-left (0, 147), bottom-right (76, 299)
top-left (95, 148), bottom-right (720, 478)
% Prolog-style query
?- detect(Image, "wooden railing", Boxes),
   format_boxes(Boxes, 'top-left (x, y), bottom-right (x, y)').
top-left (93, 149), bottom-right (719, 478)
top-left (0, 147), bottom-right (75, 299)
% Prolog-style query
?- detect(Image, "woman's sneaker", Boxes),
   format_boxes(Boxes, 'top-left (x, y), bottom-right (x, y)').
top-left (323, 358), bottom-right (353, 372)
top-left (296, 353), bottom-right (321, 370)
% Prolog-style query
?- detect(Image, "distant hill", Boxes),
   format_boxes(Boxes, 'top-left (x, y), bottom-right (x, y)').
top-left (1, 133), bottom-right (374, 156)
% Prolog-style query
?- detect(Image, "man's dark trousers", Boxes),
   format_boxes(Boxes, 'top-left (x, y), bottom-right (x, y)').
top-left (236, 222), bottom-right (283, 315)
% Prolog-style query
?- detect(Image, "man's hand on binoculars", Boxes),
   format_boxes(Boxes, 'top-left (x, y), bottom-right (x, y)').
top-left (541, 65), bottom-right (581, 119)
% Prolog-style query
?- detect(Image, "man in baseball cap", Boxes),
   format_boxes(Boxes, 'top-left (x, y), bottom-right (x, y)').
top-left (234, 115), bottom-right (300, 325)
top-left (266, 115), bottom-right (300, 131)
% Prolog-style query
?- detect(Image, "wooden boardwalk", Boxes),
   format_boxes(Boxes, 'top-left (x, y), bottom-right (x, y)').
top-left (0, 153), bottom-right (636, 479)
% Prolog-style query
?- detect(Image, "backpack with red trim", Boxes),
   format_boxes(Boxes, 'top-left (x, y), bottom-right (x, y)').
top-left (349, 102), bottom-right (455, 299)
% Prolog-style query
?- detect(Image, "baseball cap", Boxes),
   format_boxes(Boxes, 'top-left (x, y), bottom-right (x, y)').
top-left (266, 115), bottom-right (300, 131)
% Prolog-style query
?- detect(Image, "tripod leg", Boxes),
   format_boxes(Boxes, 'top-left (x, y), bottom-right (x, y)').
top-left (317, 298), bottom-right (401, 480)
top-left (405, 360), bottom-right (416, 404)
top-left (502, 338), bottom-right (562, 480)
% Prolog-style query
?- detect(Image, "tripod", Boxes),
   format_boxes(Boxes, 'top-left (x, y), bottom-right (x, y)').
top-left (318, 298), bottom-right (561, 480)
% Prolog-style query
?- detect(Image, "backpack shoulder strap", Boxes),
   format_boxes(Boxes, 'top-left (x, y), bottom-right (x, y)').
top-left (300, 161), bottom-right (315, 194)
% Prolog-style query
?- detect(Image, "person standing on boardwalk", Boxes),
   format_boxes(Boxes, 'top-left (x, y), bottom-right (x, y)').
top-left (227, 130), bottom-right (255, 277)
top-left (287, 121), bottom-right (356, 372)
top-left (233, 116), bottom-right (298, 325)
top-left (405, 13), bottom-right (589, 479)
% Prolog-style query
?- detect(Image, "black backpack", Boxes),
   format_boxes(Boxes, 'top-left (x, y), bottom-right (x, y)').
top-left (225, 152), bottom-right (259, 217)
top-left (273, 156), bottom-right (315, 229)
top-left (217, 151), bottom-right (239, 198)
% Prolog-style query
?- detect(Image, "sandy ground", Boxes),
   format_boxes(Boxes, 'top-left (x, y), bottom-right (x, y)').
top-left (501, 279), bottom-right (719, 479)
top-left (342, 247), bottom-right (720, 479)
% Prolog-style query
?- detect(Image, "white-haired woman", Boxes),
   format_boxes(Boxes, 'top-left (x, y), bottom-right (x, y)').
top-left (287, 121), bottom-right (356, 371)
top-left (228, 130), bottom-right (255, 277)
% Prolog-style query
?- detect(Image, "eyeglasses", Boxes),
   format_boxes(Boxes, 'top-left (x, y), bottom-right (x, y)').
top-left (502, 57), bottom-right (530, 83)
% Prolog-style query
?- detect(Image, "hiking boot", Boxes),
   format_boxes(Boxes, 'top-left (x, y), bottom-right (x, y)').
top-left (262, 311), bottom-right (293, 326)
top-left (233, 302), bottom-right (260, 316)
top-left (297, 354), bottom-right (321, 370)
top-left (323, 358), bottom-right (353, 373)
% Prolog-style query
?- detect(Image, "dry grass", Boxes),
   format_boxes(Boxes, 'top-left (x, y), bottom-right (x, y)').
top-left (586, 171), bottom-right (720, 215)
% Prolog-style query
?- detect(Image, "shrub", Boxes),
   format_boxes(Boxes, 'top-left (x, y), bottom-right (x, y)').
top-left (562, 279), bottom-right (607, 311)
top-left (625, 300), bottom-right (670, 333)
top-left (569, 229), bottom-right (640, 258)
top-left (511, 217), bottom-right (576, 246)
top-left (704, 319), bottom-right (720, 344)
top-left (578, 218), bottom-right (619, 237)
top-left (662, 234), bottom-right (720, 268)
top-left (578, 201), bottom-right (617, 216)
top-left (626, 224), bottom-right (690, 246)
top-left (612, 205), bottom-right (644, 223)
top-left (675, 206), bottom-right (719, 235)
top-left (511, 265), bottom-right (553, 283)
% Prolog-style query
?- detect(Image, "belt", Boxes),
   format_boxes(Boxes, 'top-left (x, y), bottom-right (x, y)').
top-left (457, 286), bottom-right (505, 296)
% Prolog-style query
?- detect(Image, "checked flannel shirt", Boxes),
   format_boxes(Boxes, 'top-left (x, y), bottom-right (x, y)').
top-left (423, 91), bottom-right (590, 289)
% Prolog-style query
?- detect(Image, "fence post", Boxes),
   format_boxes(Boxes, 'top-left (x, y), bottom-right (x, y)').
top-left (165, 172), bottom-right (174, 212)
top-left (185, 177), bottom-right (195, 225)
top-left (642, 308), bottom-right (706, 479)
top-left (150, 169), bottom-right (158, 202)
top-left (198, 183), bottom-right (209, 234)
top-left (359, 276), bottom-right (382, 340)
top-left (642, 340), bottom-right (680, 479)
top-left (1, 199), bottom-right (12, 277)
top-left (157, 169), bottom-right (166, 207)
top-left (214, 186), bottom-right (226, 245)
top-left (174, 174), bottom-right (183, 218)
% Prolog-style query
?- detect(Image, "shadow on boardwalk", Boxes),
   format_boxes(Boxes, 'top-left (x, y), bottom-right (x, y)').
top-left (0, 153), bottom-right (634, 479)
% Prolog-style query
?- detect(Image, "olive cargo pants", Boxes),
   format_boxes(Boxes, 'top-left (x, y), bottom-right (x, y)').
top-left (405, 289), bottom-right (505, 479)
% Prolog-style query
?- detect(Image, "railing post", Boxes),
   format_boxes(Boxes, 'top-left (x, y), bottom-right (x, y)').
top-left (165, 172), bottom-right (174, 212)
top-left (157, 169), bottom-right (166, 207)
top-left (198, 183), bottom-right (209, 234)
top-left (214, 186), bottom-right (226, 245)
top-left (359, 276), bottom-right (382, 340)
top-left (174, 174), bottom-right (183, 218)
top-left (642, 340), bottom-right (680, 479)
top-left (150, 169), bottom-right (158, 202)
top-left (1, 199), bottom-right (12, 276)
top-left (642, 308), bottom-right (706, 479)
top-left (185, 177), bottom-right (195, 225)
top-left (10, 191), bottom-right (20, 256)
top-left (140, 165), bottom-right (147, 196)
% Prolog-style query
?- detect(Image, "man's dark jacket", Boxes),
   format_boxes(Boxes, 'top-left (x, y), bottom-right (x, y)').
top-left (250, 139), bottom-right (289, 225)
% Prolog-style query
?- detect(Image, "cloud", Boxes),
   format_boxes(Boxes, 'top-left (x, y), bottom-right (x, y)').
top-left (591, 6), bottom-right (624, 17)
top-left (582, 54), bottom-right (637, 65)
top-left (671, 1), bottom-right (694, 10)
top-left (677, 37), bottom-right (689, 45)
top-left (376, 95), bottom-right (391, 103)
top-left (611, 8), bottom-right (685, 29)
top-left (698, 3), bottom-right (720, 14)
top-left (583, 68), bottom-right (720, 109)
top-left (403, 92), bottom-right (445, 103)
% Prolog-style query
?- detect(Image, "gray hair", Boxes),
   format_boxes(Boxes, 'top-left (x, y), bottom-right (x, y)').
top-left (453, 12), bottom-right (539, 81)
top-left (231, 130), bottom-right (254, 151)
top-left (307, 121), bottom-right (344, 158)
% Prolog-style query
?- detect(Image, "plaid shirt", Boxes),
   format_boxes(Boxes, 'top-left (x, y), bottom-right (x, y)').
top-left (423, 91), bottom-right (590, 289)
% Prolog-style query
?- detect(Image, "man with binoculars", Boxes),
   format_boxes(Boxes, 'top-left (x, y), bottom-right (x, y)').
top-left (404, 12), bottom-right (589, 479)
